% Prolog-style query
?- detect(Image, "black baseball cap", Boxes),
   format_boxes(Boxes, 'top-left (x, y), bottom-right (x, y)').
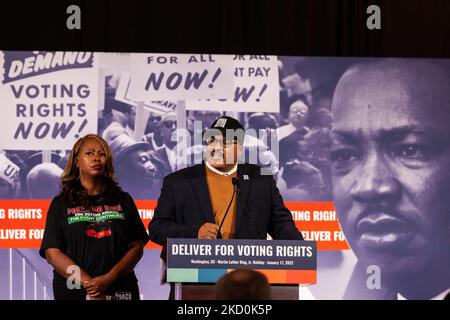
top-left (205, 116), bottom-right (245, 144)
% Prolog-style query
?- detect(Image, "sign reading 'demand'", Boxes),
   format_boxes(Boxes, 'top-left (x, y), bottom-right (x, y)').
top-left (0, 51), bottom-right (98, 150)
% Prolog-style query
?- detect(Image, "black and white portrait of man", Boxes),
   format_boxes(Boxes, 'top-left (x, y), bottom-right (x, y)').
top-left (330, 59), bottom-right (450, 299)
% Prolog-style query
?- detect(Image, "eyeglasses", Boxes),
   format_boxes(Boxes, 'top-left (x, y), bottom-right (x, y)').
top-left (150, 116), bottom-right (161, 122)
top-left (206, 136), bottom-right (237, 148)
top-left (290, 110), bottom-right (308, 116)
top-left (162, 120), bottom-right (176, 129)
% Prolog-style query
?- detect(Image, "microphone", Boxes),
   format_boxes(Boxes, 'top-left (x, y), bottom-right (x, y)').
top-left (233, 177), bottom-right (265, 240)
top-left (232, 177), bottom-right (239, 188)
top-left (217, 179), bottom-right (238, 239)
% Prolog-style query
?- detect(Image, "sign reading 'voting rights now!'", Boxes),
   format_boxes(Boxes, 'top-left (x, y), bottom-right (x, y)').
top-left (166, 238), bottom-right (317, 284)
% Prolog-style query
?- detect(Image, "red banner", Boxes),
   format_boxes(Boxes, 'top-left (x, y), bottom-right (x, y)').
top-left (0, 200), bottom-right (348, 250)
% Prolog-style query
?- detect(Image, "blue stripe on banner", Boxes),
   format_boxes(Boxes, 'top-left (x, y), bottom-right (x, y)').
top-left (198, 269), bottom-right (228, 283)
top-left (167, 268), bottom-right (198, 282)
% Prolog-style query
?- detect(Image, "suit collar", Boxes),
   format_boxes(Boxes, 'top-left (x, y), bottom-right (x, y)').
top-left (235, 163), bottom-right (252, 234)
top-left (190, 162), bottom-right (254, 232)
top-left (191, 163), bottom-right (216, 223)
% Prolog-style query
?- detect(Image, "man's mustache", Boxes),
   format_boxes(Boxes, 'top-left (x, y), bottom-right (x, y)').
top-left (354, 204), bottom-right (419, 235)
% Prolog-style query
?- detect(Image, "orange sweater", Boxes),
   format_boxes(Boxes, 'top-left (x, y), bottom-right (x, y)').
top-left (205, 166), bottom-right (238, 239)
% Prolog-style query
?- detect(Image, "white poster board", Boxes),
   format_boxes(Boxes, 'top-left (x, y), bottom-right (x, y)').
top-left (0, 51), bottom-right (99, 150)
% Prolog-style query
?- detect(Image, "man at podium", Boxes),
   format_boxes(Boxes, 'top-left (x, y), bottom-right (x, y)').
top-left (148, 115), bottom-right (304, 299)
top-left (148, 115), bottom-right (303, 244)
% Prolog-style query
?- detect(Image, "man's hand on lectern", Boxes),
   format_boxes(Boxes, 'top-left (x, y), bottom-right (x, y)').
top-left (198, 223), bottom-right (219, 239)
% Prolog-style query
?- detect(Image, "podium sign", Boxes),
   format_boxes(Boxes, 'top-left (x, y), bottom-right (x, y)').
top-left (166, 238), bottom-right (317, 285)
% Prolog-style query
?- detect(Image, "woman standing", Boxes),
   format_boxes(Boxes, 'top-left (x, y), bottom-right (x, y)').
top-left (40, 134), bottom-right (149, 300)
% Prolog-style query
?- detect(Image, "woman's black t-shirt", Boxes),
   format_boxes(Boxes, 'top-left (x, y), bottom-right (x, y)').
top-left (39, 190), bottom-right (149, 299)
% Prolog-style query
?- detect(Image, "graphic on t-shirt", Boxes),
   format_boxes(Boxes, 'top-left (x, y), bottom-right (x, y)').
top-left (66, 204), bottom-right (125, 224)
top-left (112, 291), bottom-right (133, 300)
top-left (66, 204), bottom-right (125, 239)
top-left (86, 221), bottom-right (112, 239)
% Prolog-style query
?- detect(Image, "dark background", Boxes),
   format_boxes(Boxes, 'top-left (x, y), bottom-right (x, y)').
top-left (0, 0), bottom-right (449, 57)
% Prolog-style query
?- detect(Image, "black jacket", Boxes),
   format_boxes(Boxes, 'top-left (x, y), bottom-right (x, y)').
top-left (148, 163), bottom-right (303, 245)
